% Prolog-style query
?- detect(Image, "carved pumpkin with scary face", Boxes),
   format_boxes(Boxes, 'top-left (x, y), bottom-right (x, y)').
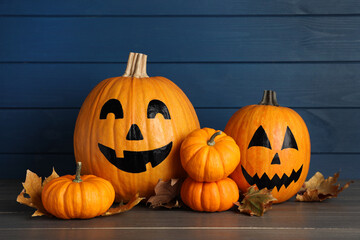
top-left (225, 90), bottom-right (310, 203)
top-left (74, 53), bottom-right (200, 201)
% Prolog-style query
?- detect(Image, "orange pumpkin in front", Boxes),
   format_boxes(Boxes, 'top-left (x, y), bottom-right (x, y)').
top-left (181, 177), bottom-right (239, 212)
top-left (42, 163), bottom-right (115, 219)
top-left (180, 128), bottom-right (240, 182)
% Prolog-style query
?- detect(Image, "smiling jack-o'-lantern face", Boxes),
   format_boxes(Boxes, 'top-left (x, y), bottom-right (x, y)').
top-left (225, 90), bottom-right (310, 203)
top-left (74, 53), bottom-right (199, 201)
top-left (98, 98), bottom-right (173, 173)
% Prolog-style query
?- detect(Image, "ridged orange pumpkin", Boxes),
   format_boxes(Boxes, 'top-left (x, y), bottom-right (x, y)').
top-left (180, 128), bottom-right (240, 182)
top-left (225, 90), bottom-right (311, 203)
top-left (42, 162), bottom-right (115, 219)
top-left (181, 177), bottom-right (239, 212)
top-left (74, 52), bottom-right (199, 201)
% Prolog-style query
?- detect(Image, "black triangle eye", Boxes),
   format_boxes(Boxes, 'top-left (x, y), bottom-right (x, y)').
top-left (282, 127), bottom-right (298, 150)
top-left (248, 126), bottom-right (272, 149)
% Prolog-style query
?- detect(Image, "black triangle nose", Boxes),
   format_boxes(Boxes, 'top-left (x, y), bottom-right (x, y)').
top-left (271, 153), bottom-right (281, 165)
top-left (126, 124), bottom-right (144, 141)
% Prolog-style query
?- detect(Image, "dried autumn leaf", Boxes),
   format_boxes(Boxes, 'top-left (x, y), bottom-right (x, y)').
top-left (42, 168), bottom-right (59, 187)
top-left (17, 169), bottom-right (59, 217)
top-left (102, 193), bottom-right (144, 216)
top-left (296, 172), bottom-right (353, 202)
top-left (147, 179), bottom-right (183, 209)
top-left (235, 186), bottom-right (277, 216)
top-left (18, 168), bottom-right (142, 218)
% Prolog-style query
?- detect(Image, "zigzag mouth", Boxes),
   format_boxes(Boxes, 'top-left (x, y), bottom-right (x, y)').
top-left (241, 165), bottom-right (303, 191)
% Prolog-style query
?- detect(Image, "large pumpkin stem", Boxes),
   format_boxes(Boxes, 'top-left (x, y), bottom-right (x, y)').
top-left (73, 162), bottom-right (83, 183)
top-left (207, 131), bottom-right (222, 146)
top-left (258, 90), bottom-right (279, 106)
top-left (123, 52), bottom-right (149, 78)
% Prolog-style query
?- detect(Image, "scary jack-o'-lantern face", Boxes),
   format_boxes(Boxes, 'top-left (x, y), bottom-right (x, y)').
top-left (74, 53), bottom-right (200, 201)
top-left (225, 90), bottom-right (310, 203)
top-left (242, 125), bottom-right (303, 190)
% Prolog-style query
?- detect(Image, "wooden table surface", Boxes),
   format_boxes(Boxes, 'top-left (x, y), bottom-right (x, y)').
top-left (0, 179), bottom-right (359, 240)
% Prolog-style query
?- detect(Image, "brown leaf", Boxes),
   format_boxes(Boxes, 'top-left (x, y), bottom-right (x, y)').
top-left (296, 172), bottom-right (353, 202)
top-left (42, 168), bottom-right (59, 187)
top-left (102, 193), bottom-right (143, 216)
top-left (18, 168), bottom-right (142, 218)
top-left (235, 186), bottom-right (277, 216)
top-left (147, 179), bottom-right (183, 209)
top-left (32, 210), bottom-right (46, 217)
top-left (17, 169), bottom-right (59, 217)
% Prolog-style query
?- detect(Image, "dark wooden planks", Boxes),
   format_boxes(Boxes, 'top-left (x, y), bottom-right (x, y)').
top-left (2, 0), bottom-right (360, 15)
top-left (1, 180), bottom-right (358, 239)
top-left (1, 229), bottom-right (360, 240)
top-left (1, 153), bottom-right (358, 179)
top-left (2, 17), bottom-right (360, 62)
top-left (1, 108), bottom-right (359, 153)
top-left (1, 63), bottom-right (360, 108)
top-left (0, 181), bottom-right (359, 226)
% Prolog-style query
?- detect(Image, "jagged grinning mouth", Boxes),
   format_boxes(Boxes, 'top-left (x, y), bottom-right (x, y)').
top-left (241, 165), bottom-right (303, 191)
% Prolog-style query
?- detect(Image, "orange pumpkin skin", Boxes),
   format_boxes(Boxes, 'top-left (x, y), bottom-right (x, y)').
top-left (181, 177), bottom-right (239, 212)
top-left (180, 128), bottom-right (240, 182)
top-left (42, 175), bottom-right (115, 219)
top-left (74, 53), bottom-right (199, 201)
top-left (225, 91), bottom-right (310, 203)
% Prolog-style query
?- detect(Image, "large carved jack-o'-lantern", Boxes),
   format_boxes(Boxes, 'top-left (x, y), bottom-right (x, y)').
top-left (74, 52), bottom-right (200, 201)
top-left (225, 90), bottom-right (310, 203)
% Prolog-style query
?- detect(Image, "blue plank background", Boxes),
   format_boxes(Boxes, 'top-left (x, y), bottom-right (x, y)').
top-left (1, 0), bottom-right (360, 15)
top-left (1, 63), bottom-right (360, 108)
top-left (0, 1), bottom-right (359, 179)
top-left (2, 17), bottom-right (360, 62)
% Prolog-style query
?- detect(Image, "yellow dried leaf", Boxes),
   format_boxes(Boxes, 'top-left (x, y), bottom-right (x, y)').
top-left (32, 209), bottom-right (46, 217)
top-left (17, 169), bottom-right (59, 217)
top-left (18, 168), bottom-right (141, 218)
top-left (42, 168), bottom-right (59, 187)
top-left (296, 172), bottom-right (353, 202)
top-left (147, 179), bottom-right (183, 209)
top-left (235, 186), bottom-right (277, 217)
top-left (102, 193), bottom-right (143, 216)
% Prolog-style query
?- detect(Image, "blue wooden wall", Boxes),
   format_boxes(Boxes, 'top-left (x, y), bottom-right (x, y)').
top-left (1, 1), bottom-right (359, 179)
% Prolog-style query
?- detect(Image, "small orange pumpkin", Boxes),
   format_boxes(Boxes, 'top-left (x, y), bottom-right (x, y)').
top-left (180, 128), bottom-right (240, 182)
top-left (42, 162), bottom-right (115, 219)
top-left (225, 90), bottom-right (311, 203)
top-left (181, 177), bottom-right (239, 212)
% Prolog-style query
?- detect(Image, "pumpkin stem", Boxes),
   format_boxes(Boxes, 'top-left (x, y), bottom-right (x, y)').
top-left (123, 52), bottom-right (149, 78)
top-left (73, 162), bottom-right (83, 183)
top-left (207, 131), bottom-right (222, 146)
top-left (258, 90), bottom-right (279, 106)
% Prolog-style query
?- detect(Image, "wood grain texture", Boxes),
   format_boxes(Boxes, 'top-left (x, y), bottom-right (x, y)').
top-left (1, 63), bottom-right (360, 108)
top-left (0, 108), bottom-right (359, 153)
top-left (1, 0), bottom-right (360, 15)
top-left (1, 229), bottom-right (360, 240)
top-left (1, 17), bottom-right (360, 62)
top-left (1, 153), bottom-right (358, 179)
top-left (0, 180), bottom-right (359, 240)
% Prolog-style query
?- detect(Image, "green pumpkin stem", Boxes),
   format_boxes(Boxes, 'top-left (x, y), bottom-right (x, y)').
top-left (258, 90), bottom-right (279, 106)
top-left (73, 162), bottom-right (83, 183)
top-left (207, 131), bottom-right (222, 146)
